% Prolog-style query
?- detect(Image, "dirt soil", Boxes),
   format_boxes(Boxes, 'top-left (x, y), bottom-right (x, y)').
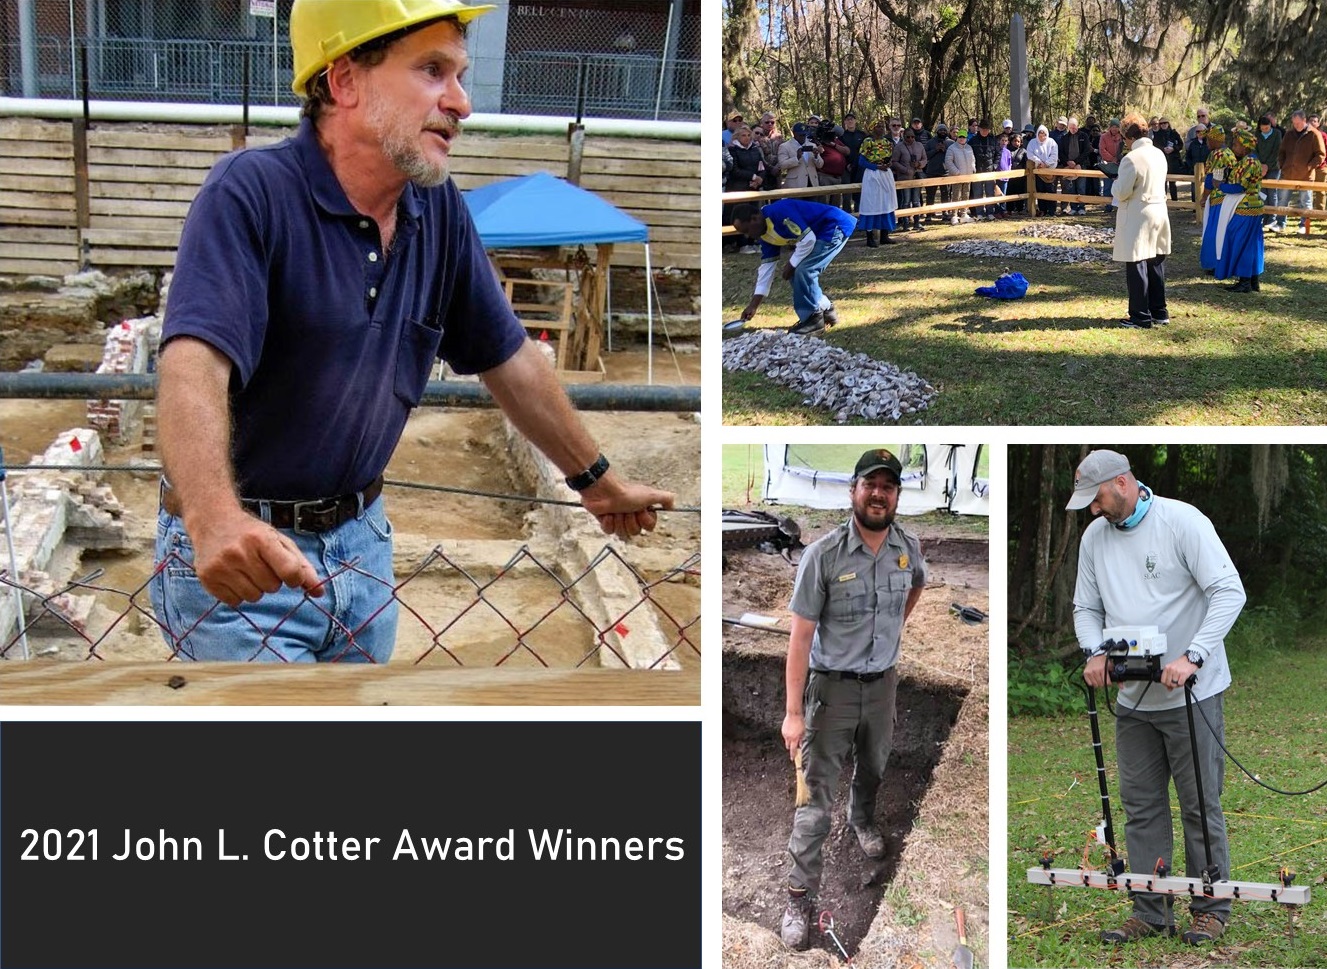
top-left (0, 347), bottom-right (699, 665)
top-left (722, 513), bottom-right (989, 969)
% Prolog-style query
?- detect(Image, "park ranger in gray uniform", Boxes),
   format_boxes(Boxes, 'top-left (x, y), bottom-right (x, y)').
top-left (779, 448), bottom-right (927, 949)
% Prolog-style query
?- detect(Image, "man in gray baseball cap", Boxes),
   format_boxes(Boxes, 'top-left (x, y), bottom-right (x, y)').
top-left (1065, 449), bottom-right (1132, 511)
top-left (1068, 446), bottom-right (1246, 946)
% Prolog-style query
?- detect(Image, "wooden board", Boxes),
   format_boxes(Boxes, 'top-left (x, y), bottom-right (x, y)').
top-left (0, 664), bottom-right (700, 706)
top-left (0, 139), bottom-right (74, 160)
top-left (0, 157), bottom-right (74, 177)
top-left (85, 246), bottom-right (178, 267)
top-left (0, 258), bottom-right (80, 276)
top-left (0, 118), bottom-right (74, 140)
top-left (0, 226), bottom-right (78, 244)
top-left (88, 145), bottom-right (229, 169)
top-left (0, 190), bottom-right (76, 211)
top-left (87, 163), bottom-right (211, 186)
top-left (0, 174), bottom-right (76, 194)
top-left (82, 227), bottom-right (181, 248)
top-left (0, 240), bottom-right (81, 261)
top-left (88, 128), bottom-right (235, 152)
top-left (88, 197), bottom-right (194, 219)
top-left (0, 206), bottom-right (77, 227)
top-left (87, 214), bottom-right (187, 232)
top-left (88, 180), bottom-right (203, 202)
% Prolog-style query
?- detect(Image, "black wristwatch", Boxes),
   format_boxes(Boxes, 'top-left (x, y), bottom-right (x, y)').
top-left (565, 454), bottom-right (610, 492)
top-left (1184, 649), bottom-right (1204, 668)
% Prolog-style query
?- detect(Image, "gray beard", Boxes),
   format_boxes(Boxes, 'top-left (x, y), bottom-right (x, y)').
top-left (366, 94), bottom-right (450, 188)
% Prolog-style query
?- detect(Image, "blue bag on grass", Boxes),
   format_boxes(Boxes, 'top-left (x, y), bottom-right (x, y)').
top-left (974, 272), bottom-right (1028, 299)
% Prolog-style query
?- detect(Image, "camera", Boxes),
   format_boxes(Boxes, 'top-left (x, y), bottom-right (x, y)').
top-left (1098, 625), bottom-right (1167, 682)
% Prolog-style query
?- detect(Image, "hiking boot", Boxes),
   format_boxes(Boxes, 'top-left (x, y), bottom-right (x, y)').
top-left (1101, 916), bottom-right (1163, 944)
top-left (1182, 912), bottom-right (1226, 945)
top-left (780, 894), bottom-right (812, 949)
top-left (788, 312), bottom-right (826, 335)
top-left (852, 823), bottom-right (886, 859)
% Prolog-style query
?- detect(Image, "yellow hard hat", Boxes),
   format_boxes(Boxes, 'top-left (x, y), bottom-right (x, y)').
top-left (290, 0), bottom-right (495, 96)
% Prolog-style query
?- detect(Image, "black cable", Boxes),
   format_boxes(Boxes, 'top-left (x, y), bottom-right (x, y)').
top-left (1187, 690), bottom-right (1327, 797)
top-left (1071, 648), bottom-right (1327, 796)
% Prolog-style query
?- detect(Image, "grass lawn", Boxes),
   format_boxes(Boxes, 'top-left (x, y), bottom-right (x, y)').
top-left (722, 206), bottom-right (1327, 425)
top-left (1008, 640), bottom-right (1327, 967)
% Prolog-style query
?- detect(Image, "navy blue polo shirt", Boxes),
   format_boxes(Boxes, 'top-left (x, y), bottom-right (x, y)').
top-left (163, 118), bottom-right (527, 500)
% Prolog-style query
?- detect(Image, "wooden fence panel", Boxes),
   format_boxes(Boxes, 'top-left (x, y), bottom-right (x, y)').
top-left (0, 121), bottom-right (699, 276)
top-left (0, 118), bottom-right (80, 276)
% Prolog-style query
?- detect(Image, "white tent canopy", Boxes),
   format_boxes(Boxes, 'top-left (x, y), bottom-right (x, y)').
top-left (762, 444), bottom-right (990, 516)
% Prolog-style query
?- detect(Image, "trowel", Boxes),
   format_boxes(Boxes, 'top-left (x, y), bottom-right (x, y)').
top-left (953, 907), bottom-right (973, 969)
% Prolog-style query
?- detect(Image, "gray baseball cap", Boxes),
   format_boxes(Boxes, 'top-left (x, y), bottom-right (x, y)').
top-left (1066, 449), bottom-right (1131, 510)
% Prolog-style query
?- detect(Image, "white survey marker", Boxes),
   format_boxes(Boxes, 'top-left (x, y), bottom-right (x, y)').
top-left (1027, 867), bottom-right (1310, 905)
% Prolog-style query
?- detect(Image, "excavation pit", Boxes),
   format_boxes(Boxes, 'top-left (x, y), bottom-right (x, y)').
top-left (722, 649), bottom-right (966, 958)
top-left (1, 361), bottom-right (699, 669)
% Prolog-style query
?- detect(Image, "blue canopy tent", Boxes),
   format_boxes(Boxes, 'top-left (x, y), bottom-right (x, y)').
top-left (464, 171), bottom-right (658, 381)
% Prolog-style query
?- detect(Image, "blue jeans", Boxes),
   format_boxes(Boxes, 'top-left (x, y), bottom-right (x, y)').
top-left (150, 495), bottom-right (399, 662)
top-left (1064, 175), bottom-right (1086, 211)
top-left (791, 226), bottom-right (849, 322)
top-left (1265, 168), bottom-right (1282, 224)
top-left (970, 178), bottom-right (995, 215)
top-left (1279, 187), bottom-right (1312, 227)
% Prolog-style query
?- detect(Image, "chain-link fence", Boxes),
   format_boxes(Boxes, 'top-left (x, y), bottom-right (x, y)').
top-left (1, 0), bottom-right (699, 120)
top-left (0, 473), bottom-right (700, 669)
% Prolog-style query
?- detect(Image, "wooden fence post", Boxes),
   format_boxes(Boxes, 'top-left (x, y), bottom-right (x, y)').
top-left (1026, 160), bottom-right (1038, 214)
top-left (71, 118), bottom-right (89, 233)
top-left (1193, 162), bottom-right (1206, 221)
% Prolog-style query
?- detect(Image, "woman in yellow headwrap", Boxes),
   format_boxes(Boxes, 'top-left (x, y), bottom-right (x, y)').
top-left (1198, 125), bottom-right (1233, 272)
top-left (854, 118), bottom-right (898, 247)
top-left (1216, 128), bottom-right (1265, 292)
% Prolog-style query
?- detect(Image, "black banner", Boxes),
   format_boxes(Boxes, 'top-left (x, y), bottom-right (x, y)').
top-left (0, 721), bottom-right (700, 969)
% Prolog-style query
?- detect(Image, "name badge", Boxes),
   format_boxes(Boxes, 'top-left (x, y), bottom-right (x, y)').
top-left (837, 572), bottom-right (857, 582)
top-left (898, 554), bottom-right (909, 569)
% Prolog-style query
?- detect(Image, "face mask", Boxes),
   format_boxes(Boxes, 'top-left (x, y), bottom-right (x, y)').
top-left (1115, 483), bottom-right (1153, 530)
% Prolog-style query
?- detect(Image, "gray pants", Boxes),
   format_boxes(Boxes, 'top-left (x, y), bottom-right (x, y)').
top-left (787, 667), bottom-right (898, 893)
top-left (1116, 692), bottom-right (1231, 925)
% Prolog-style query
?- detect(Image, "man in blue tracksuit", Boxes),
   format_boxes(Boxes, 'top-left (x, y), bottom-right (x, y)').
top-left (732, 199), bottom-right (857, 335)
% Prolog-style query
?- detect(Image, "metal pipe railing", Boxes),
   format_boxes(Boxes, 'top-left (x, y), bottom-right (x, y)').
top-left (0, 373), bottom-right (699, 412)
top-left (0, 96), bottom-right (700, 141)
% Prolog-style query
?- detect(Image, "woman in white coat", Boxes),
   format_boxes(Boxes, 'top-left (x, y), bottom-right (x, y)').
top-left (1111, 115), bottom-right (1172, 329)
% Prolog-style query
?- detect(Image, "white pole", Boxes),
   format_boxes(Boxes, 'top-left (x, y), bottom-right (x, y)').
top-left (272, 9), bottom-right (279, 105)
top-left (644, 243), bottom-right (654, 385)
top-left (0, 457), bottom-right (30, 661)
top-left (653, 0), bottom-right (675, 121)
top-left (69, 0), bottom-right (77, 98)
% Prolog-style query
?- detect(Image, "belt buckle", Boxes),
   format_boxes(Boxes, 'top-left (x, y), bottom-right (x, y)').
top-left (292, 498), bottom-right (340, 535)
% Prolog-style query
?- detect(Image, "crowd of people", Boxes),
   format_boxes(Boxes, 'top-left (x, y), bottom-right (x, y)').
top-left (722, 106), bottom-right (1327, 251)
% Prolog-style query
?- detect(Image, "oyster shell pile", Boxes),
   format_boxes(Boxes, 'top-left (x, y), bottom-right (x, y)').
top-left (942, 240), bottom-right (1112, 263)
top-left (1017, 222), bottom-right (1115, 244)
top-left (722, 328), bottom-right (937, 423)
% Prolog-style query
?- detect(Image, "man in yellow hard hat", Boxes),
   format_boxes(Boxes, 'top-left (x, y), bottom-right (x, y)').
top-left (150, 0), bottom-right (675, 662)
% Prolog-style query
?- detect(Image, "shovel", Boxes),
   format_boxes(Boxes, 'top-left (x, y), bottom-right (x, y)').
top-left (953, 907), bottom-right (973, 969)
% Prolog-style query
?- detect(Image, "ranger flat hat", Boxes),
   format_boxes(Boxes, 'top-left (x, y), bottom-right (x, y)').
top-left (1066, 449), bottom-right (1131, 510)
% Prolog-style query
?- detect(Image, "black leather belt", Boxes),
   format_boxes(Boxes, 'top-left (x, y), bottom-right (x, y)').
top-left (161, 475), bottom-right (384, 535)
top-left (813, 668), bottom-right (887, 683)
